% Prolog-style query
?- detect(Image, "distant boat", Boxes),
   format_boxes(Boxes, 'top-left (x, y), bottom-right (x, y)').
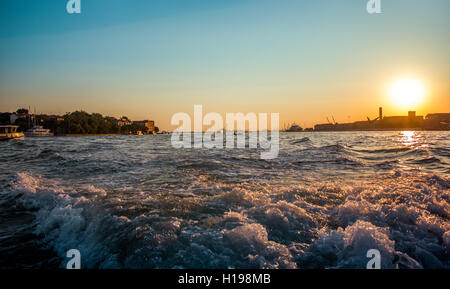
top-left (286, 123), bottom-right (303, 132)
top-left (24, 125), bottom-right (53, 137)
top-left (0, 125), bottom-right (24, 141)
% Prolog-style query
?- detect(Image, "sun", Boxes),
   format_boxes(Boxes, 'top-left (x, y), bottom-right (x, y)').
top-left (389, 78), bottom-right (425, 109)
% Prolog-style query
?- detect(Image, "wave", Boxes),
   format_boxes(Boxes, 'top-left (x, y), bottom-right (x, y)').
top-left (1, 132), bottom-right (449, 269)
top-left (430, 147), bottom-right (450, 158)
top-left (408, 156), bottom-right (442, 165)
top-left (3, 170), bottom-right (448, 269)
top-left (290, 137), bottom-right (311, 145)
top-left (351, 147), bottom-right (412, 154)
top-left (298, 220), bottom-right (423, 269)
top-left (294, 156), bottom-right (365, 168)
top-left (319, 144), bottom-right (348, 152)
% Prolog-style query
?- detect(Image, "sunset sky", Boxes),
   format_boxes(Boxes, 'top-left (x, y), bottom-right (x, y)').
top-left (0, 0), bottom-right (449, 130)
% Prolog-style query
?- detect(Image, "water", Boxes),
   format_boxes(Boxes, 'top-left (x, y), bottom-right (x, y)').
top-left (0, 131), bottom-right (449, 269)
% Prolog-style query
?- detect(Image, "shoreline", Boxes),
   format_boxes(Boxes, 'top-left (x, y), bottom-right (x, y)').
top-left (13, 130), bottom-right (449, 137)
top-left (57, 129), bottom-right (450, 136)
top-left (63, 134), bottom-right (136, 137)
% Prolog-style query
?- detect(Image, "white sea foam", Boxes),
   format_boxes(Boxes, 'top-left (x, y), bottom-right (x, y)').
top-left (2, 131), bottom-right (449, 269)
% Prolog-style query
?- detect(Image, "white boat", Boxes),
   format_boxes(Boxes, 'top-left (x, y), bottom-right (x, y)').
top-left (24, 125), bottom-right (53, 137)
top-left (0, 125), bottom-right (24, 141)
top-left (286, 123), bottom-right (303, 132)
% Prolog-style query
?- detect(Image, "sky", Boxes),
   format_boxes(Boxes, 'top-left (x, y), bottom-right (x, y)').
top-left (0, 0), bottom-right (449, 130)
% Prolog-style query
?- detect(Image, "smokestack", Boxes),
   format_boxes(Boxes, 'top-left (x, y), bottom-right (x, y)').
top-left (379, 107), bottom-right (383, 120)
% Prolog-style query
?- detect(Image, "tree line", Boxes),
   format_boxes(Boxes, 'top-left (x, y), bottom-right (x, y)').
top-left (0, 109), bottom-right (158, 135)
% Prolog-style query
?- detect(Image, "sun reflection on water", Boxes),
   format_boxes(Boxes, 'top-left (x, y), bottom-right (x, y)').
top-left (399, 131), bottom-right (422, 147)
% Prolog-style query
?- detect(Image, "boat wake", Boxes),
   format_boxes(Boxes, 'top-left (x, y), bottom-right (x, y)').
top-left (2, 169), bottom-right (448, 269)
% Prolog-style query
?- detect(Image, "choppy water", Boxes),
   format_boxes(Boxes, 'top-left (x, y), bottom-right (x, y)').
top-left (0, 131), bottom-right (449, 269)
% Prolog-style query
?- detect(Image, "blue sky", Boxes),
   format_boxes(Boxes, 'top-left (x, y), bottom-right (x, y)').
top-left (0, 0), bottom-right (449, 129)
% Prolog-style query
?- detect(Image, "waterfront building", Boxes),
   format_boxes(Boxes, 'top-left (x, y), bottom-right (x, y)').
top-left (133, 120), bottom-right (155, 133)
top-left (118, 117), bottom-right (132, 126)
top-left (424, 113), bottom-right (450, 130)
top-left (312, 108), bottom-right (443, 131)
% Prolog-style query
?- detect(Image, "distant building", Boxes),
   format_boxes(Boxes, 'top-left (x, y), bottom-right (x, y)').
top-left (118, 117), bottom-right (132, 126)
top-left (314, 123), bottom-right (336, 131)
top-left (9, 110), bottom-right (29, 124)
top-left (117, 117), bottom-right (157, 134)
top-left (313, 109), bottom-right (431, 131)
top-left (381, 111), bottom-right (423, 128)
top-left (133, 120), bottom-right (155, 133)
top-left (424, 113), bottom-right (450, 130)
top-left (49, 115), bottom-right (64, 121)
top-left (10, 113), bottom-right (19, 124)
